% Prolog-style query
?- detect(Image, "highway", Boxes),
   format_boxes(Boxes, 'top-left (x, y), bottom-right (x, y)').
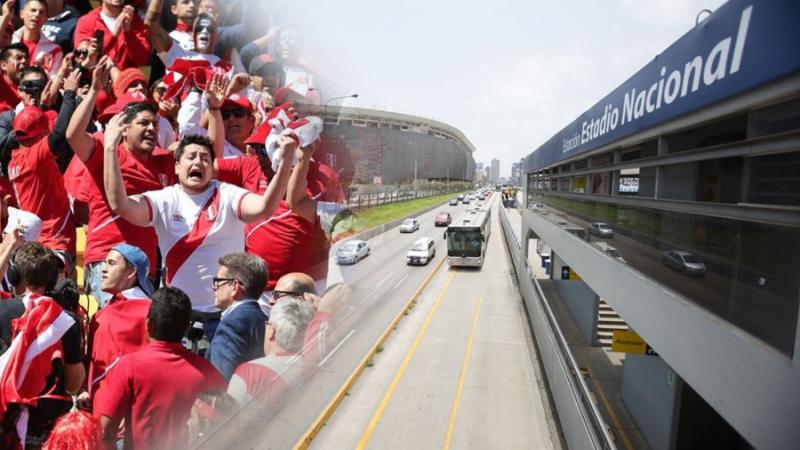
top-left (309, 194), bottom-right (560, 449)
top-left (198, 193), bottom-right (560, 449)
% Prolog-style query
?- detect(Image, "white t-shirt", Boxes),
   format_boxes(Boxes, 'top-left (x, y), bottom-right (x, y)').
top-left (143, 180), bottom-right (249, 312)
top-left (158, 42), bottom-right (222, 68)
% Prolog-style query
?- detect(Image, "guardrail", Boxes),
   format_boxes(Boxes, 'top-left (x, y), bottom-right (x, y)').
top-left (498, 206), bottom-right (617, 450)
top-left (347, 187), bottom-right (465, 210)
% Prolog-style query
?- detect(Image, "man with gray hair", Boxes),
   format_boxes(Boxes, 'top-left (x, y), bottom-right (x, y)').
top-left (205, 252), bottom-right (268, 380)
top-left (227, 297), bottom-right (315, 407)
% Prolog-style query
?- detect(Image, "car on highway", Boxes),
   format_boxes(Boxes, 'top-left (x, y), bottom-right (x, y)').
top-left (336, 239), bottom-right (370, 265)
top-left (462, 197), bottom-right (471, 205)
top-left (587, 222), bottom-right (614, 238)
top-left (407, 237), bottom-right (436, 265)
top-left (593, 242), bottom-right (625, 263)
top-left (399, 218), bottom-right (420, 233)
top-left (449, 198), bottom-right (459, 206)
top-left (435, 212), bottom-right (452, 227)
top-left (662, 250), bottom-right (707, 277)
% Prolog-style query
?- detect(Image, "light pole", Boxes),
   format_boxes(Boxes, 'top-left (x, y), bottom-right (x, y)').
top-left (324, 93), bottom-right (359, 109)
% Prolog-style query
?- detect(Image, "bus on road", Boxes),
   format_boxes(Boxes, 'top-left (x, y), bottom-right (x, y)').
top-left (445, 207), bottom-right (491, 267)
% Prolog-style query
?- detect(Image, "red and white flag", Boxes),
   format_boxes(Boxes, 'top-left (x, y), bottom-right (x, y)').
top-left (0, 294), bottom-right (75, 449)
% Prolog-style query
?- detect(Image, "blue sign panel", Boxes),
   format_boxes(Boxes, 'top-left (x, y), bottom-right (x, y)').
top-left (525, 0), bottom-right (800, 172)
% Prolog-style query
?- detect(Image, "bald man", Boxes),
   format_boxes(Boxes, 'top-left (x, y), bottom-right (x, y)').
top-left (269, 272), bottom-right (316, 305)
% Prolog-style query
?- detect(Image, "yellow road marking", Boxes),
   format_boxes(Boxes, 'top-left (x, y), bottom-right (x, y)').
top-left (443, 294), bottom-right (483, 450)
top-left (293, 256), bottom-right (447, 450)
top-left (356, 270), bottom-right (457, 450)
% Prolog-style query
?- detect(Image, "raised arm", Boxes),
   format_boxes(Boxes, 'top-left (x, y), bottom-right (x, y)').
top-left (67, 57), bottom-right (111, 162)
top-left (238, 136), bottom-right (295, 223)
top-left (103, 114), bottom-right (152, 227)
top-left (145, 0), bottom-right (172, 54)
top-left (285, 143), bottom-right (317, 222)
top-left (204, 72), bottom-right (227, 160)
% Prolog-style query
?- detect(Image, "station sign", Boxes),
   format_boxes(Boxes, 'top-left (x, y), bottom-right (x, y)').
top-left (611, 330), bottom-right (658, 355)
top-left (525, 0), bottom-right (800, 171)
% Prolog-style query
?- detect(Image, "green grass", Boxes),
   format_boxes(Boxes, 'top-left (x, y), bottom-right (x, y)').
top-left (352, 192), bottom-right (464, 233)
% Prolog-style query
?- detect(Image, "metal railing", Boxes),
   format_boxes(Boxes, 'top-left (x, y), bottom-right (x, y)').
top-left (498, 206), bottom-right (617, 450)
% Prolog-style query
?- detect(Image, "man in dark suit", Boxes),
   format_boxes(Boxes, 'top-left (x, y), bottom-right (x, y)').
top-left (206, 252), bottom-right (268, 380)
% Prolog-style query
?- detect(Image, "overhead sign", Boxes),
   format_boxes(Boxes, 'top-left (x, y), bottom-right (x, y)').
top-left (525, 1), bottom-right (800, 171)
top-left (611, 330), bottom-right (658, 355)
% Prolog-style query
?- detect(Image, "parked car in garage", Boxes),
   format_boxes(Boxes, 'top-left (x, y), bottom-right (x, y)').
top-left (399, 218), bottom-right (420, 233)
top-left (435, 212), bottom-right (452, 227)
top-left (336, 240), bottom-right (370, 265)
top-left (662, 250), bottom-right (707, 277)
top-left (407, 237), bottom-right (436, 265)
top-left (587, 222), bottom-right (614, 238)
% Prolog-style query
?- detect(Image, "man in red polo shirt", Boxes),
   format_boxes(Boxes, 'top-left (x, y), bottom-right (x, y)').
top-left (66, 58), bottom-right (175, 307)
top-left (8, 105), bottom-right (75, 255)
top-left (96, 286), bottom-right (225, 450)
top-left (73, 0), bottom-right (150, 70)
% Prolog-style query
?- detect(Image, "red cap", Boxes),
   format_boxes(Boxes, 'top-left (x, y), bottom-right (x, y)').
top-left (13, 106), bottom-right (49, 141)
top-left (244, 120), bottom-right (271, 146)
top-left (221, 93), bottom-right (253, 111)
top-left (98, 91), bottom-right (152, 123)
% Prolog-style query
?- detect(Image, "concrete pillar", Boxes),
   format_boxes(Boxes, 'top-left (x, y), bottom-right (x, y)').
top-left (550, 253), bottom-right (599, 345)
top-left (623, 355), bottom-right (682, 450)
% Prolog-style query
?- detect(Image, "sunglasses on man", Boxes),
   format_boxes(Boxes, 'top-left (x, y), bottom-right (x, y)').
top-left (221, 108), bottom-right (249, 120)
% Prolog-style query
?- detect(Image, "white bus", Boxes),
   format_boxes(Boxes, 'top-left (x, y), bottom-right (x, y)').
top-left (445, 207), bottom-right (491, 267)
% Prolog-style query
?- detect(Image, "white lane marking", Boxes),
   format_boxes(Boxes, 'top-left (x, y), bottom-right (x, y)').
top-left (393, 274), bottom-right (409, 290)
top-left (318, 329), bottom-right (356, 367)
top-left (375, 273), bottom-right (392, 289)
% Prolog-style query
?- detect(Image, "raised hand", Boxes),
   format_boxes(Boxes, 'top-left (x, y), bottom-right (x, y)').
top-left (1, 0), bottom-right (15, 18)
top-left (91, 56), bottom-right (112, 92)
top-left (226, 73), bottom-right (250, 97)
top-left (204, 72), bottom-right (228, 110)
top-left (63, 69), bottom-right (81, 92)
top-left (103, 112), bottom-right (129, 150)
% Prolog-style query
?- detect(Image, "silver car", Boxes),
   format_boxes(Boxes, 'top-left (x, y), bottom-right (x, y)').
top-left (399, 218), bottom-right (420, 233)
top-left (587, 222), bottom-right (614, 238)
top-left (336, 240), bottom-right (370, 265)
top-left (662, 250), bottom-right (707, 277)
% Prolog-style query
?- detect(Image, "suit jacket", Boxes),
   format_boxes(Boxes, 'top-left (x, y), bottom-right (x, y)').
top-left (206, 301), bottom-right (266, 380)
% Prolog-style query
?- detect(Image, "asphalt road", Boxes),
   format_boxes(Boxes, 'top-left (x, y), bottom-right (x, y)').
top-left (198, 194), bottom-right (552, 449)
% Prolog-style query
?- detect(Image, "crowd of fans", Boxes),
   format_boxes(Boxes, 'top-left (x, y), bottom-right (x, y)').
top-left (0, 0), bottom-right (352, 448)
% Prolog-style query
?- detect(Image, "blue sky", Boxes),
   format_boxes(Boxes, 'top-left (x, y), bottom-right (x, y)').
top-left (287, 0), bottom-right (727, 176)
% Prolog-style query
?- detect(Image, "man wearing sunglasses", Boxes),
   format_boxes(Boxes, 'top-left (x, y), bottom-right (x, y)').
top-left (205, 252), bottom-right (267, 381)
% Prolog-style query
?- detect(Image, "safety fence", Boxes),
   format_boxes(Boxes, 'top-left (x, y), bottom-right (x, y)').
top-left (498, 205), bottom-right (617, 450)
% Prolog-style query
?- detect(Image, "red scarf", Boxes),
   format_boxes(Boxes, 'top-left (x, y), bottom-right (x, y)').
top-left (175, 22), bottom-right (191, 33)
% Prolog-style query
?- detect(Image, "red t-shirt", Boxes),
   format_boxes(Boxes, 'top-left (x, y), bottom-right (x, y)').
top-left (95, 341), bottom-right (226, 450)
top-left (8, 138), bottom-right (75, 252)
top-left (88, 294), bottom-right (151, 413)
top-left (82, 139), bottom-right (175, 272)
top-left (63, 155), bottom-right (90, 203)
top-left (73, 8), bottom-right (151, 70)
top-left (246, 161), bottom-right (342, 289)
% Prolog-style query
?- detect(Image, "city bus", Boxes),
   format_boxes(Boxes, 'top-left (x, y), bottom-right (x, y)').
top-left (445, 207), bottom-right (491, 267)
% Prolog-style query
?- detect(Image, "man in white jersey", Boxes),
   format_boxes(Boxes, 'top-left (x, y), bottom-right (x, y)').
top-left (102, 95), bottom-right (296, 340)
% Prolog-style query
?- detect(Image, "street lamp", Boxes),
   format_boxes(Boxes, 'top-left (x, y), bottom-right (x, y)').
top-left (324, 93), bottom-right (359, 109)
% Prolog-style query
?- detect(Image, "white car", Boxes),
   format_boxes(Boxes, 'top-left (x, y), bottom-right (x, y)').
top-left (399, 218), bottom-right (420, 233)
top-left (407, 237), bottom-right (436, 265)
top-left (335, 240), bottom-right (370, 265)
